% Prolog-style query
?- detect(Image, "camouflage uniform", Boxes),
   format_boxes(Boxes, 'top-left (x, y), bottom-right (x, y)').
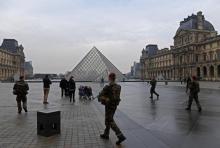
top-left (13, 80), bottom-right (29, 113)
top-left (186, 80), bottom-right (202, 112)
top-left (98, 82), bottom-right (125, 143)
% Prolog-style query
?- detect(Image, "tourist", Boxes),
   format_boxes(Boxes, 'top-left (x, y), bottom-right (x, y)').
top-left (13, 76), bottom-right (29, 114)
top-left (43, 75), bottom-right (52, 104)
top-left (59, 78), bottom-right (68, 97)
top-left (185, 76), bottom-right (202, 112)
top-left (98, 73), bottom-right (126, 145)
top-left (149, 77), bottom-right (159, 100)
top-left (68, 76), bottom-right (76, 102)
top-left (100, 77), bottom-right (104, 87)
top-left (186, 76), bottom-right (191, 93)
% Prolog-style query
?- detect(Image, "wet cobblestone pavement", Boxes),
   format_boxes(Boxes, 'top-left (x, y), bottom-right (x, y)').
top-left (0, 82), bottom-right (220, 148)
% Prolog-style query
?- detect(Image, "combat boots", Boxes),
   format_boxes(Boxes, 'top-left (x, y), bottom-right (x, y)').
top-left (185, 107), bottom-right (191, 111)
top-left (116, 134), bottom-right (126, 145)
top-left (100, 134), bottom-right (109, 140)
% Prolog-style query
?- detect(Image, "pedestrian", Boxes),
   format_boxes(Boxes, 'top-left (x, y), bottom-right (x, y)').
top-left (59, 78), bottom-right (68, 97)
top-left (100, 77), bottom-right (104, 87)
top-left (13, 76), bottom-right (29, 114)
top-left (149, 77), bottom-right (159, 100)
top-left (185, 76), bottom-right (202, 112)
top-left (98, 73), bottom-right (126, 145)
top-left (186, 76), bottom-right (191, 93)
top-left (180, 77), bottom-right (182, 84)
top-left (68, 76), bottom-right (76, 102)
top-left (43, 75), bottom-right (52, 104)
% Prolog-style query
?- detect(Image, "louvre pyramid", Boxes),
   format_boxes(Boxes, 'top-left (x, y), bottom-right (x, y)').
top-left (67, 47), bottom-right (126, 81)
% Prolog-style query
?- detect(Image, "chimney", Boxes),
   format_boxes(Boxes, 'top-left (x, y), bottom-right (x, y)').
top-left (197, 11), bottom-right (204, 30)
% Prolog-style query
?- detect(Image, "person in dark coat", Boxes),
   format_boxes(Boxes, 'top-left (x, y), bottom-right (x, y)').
top-left (13, 76), bottom-right (29, 114)
top-left (185, 76), bottom-right (202, 112)
top-left (149, 77), bottom-right (159, 100)
top-left (68, 76), bottom-right (76, 102)
top-left (98, 73), bottom-right (126, 145)
top-left (43, 75), bottom-right (52, 104)
top-left (186, 76), bottom-right (191, 93)
top-left (59, 78), bottom-right (68, 97)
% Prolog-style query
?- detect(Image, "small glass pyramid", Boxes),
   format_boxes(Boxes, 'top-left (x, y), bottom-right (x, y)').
top-left (67, 47), bottom-right (126, 81)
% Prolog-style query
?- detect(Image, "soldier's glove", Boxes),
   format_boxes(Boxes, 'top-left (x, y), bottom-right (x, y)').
top-left (98, 95), bottom-right (109, 105)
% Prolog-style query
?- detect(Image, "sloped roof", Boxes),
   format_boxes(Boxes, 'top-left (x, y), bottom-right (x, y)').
top-left (67, 47), bottom-right (126, 81)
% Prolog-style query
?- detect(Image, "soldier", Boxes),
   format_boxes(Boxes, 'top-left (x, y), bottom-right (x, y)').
top-left (185, 76), bottom-right (202, 112)
top-left (98, 73), bottom-right (126, 145)
top-left (13, 76), bottom-right (29, 114)
top-left (149, 77), bottom-right (159, 100)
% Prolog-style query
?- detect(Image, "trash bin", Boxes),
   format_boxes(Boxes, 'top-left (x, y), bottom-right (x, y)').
top-left (37, 110), bottom-right (61, 137)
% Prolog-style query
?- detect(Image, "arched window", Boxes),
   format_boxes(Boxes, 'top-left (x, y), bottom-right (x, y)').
top-left (197, 67), bottom-right (201, 77)
top-left (210, 66), bottom-right (214, 77)
top-left (218, 65), bottom-right (220, 77)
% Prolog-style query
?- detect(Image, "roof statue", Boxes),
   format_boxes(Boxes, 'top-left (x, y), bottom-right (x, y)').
top-left (66, 47), bottom-right (126, 81)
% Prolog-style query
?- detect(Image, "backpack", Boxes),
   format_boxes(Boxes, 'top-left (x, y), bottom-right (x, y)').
top-left (13, 81), bottom-right (28, 95)
top-left (110, 84), bottom-right (121, 105)
top-left (190, 81), bottom-right (200, 93)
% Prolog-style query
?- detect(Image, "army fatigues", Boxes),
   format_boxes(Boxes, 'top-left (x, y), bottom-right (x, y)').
top-left (186, 80), bottom-right (202, 111)
top-left (13, 80), bottom-right (29, 113)
top-left (150, 79), bottom-right (159, 99)
top-left (99, 82), bottom-right (125, 143)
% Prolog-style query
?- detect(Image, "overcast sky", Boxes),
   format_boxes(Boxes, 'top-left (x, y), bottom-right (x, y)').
top-left (0, 0), bottom-right (220, 74)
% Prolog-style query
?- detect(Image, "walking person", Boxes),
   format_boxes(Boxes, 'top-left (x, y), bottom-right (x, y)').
top-left (43, 75), bottom-right (52, 104)
top-left (186, 76), bottom-right (191, 93)
top-left (59, 78), bottom-right (68, 97)
top-left (13, 76), bottom-right (29, 114)
top-left (68, 76), bottom-right (76, 102)
top-left (180, 77), bottom-right (183, 84)
top-left (149, 77), bottom-right (159, 100)
top-left (98, 73), bottom-right (126, 145)
top-left (185, 76), bottom-right (202, 112)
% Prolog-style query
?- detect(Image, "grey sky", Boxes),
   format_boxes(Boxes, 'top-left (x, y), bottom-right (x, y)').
top-left (0, 0), bottom-right (220, 74)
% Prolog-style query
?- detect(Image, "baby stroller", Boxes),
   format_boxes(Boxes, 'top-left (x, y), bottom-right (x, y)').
top-left (78, 86), bottom-right (85, 99)
top-left (78, 85), bottom-right (93, 100)
top-left (84, 86), bottom-right (93, 100)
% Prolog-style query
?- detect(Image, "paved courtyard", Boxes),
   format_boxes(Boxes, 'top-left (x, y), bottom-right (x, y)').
top-left (0, 81), bottom-right (220, 148)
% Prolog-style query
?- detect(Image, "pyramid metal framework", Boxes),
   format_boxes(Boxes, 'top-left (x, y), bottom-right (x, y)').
top-left (67, 47), bottom-right (126, 81)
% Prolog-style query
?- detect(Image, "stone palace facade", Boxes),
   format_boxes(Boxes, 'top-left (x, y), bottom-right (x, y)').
top-left (0, 39), bottom-right (25, 81)
top-left (140, 11), bottom-right (220, 81)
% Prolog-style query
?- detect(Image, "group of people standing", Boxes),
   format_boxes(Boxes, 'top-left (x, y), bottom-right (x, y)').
top-left (59, 76), bottom-right (76, 102)
top-left (12, 75), bottom-right (76, 114)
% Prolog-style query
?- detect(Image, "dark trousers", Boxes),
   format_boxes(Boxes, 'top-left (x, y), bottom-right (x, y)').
top-left (69, 90), bottom-right (75, 102)
top-left (61, 88), bottom-right (65, 97)
top-left (16, 95), bottom-right (27, 112)
top-left (150, 87), bottom-right (159, 98)
top-left (187, 93), bottom-right (201, 109)
top-left (104, 105), bottom-right (122, 136)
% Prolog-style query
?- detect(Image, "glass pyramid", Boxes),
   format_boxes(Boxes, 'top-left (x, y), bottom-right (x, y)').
top-left (67, 47), bottom-right (126, 81)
